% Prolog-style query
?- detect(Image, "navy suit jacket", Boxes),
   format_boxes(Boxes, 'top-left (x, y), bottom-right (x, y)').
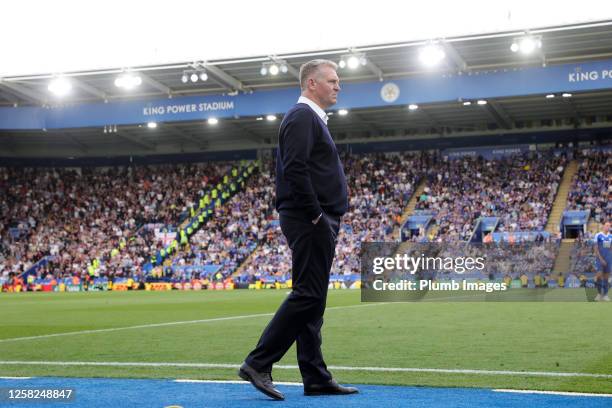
top-left (275, 103), bottom-right (348, 220)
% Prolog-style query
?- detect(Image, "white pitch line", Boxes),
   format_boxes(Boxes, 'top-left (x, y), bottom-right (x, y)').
top-left (494, 389), bottom-right (612, 398)
top-left (175, 379), bottom-right (303, 386)
top-left (0, 303), bottom-right (387, 344)
top-left (0, 360), bottom-right (610, 380)
top-left (323, 365), bottom-right (612, 379)
top-left (0, 376), bottom-right (32, 379)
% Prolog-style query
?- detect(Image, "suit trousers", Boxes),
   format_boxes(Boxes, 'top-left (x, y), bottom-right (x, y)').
top-left (245, 210), bottom-right (340, 386)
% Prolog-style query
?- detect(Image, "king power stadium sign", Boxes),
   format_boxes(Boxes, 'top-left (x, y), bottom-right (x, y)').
top-left (568, 67), bottom-right (612, 82)
top-left (1, 58), bottom-right (612, 130)
top-left (143, 101), bottom-right (235, 116)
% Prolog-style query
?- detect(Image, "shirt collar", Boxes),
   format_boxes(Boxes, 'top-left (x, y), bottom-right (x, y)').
top-left (297, 96), bottom-right (328, 125)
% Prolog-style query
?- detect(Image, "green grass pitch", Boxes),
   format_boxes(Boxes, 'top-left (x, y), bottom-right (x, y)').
top-left (0, 290), bottom-right (610, 394)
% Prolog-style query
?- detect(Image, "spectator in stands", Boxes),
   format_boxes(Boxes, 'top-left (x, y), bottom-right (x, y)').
top-left (566, 149), bottom-right (611, 224)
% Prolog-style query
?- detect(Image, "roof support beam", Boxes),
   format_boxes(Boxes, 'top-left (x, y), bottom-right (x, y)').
top-left (415, 107), bottom-right (444, 135)
top-left (140, 73), bottom-right (173, 96)
top-left (365, 60), bottom-right (385, 81)
top-left (163, 123), bottom-right (208, 149)
top-left (0, 135), bottom-right (17, 153)
top-left (204, 64), bottom-right (249, 92)
top-left (227, 121), bottom-right (265, 144)
top-left (441, 42), bottom-right (468, 72)
top-left (562, 98), bottom-right (582, 126)
top-left (63, 133), bottom-right (89, 153)
top-left (71, 78), bottom-right (108, 102)
top-left (0, 81), bottom-right (47, 105)
top-left (350, 113), bottom-right (383, 136)
top-left (0, 89), bottom-right (20, 105)
top-left (484, 100), bottom-right (513, 129)
top-left (117, 130), bottom-right (156, 151)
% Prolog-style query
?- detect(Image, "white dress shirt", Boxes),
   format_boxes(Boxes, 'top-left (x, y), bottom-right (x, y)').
top-left (297, 96), bottom-right (328, 125)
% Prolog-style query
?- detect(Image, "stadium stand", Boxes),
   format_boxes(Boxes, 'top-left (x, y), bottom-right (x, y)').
top-left (0, 162), bottom-right (233, 283)
top-left (165, 161), bottom-right (275, 281)
top-left (0, 146), bottom-right (608, 291)
top-left (566, 148), bottom-right (611, 225)
top-left (415, 151), bottom-right (568, 241)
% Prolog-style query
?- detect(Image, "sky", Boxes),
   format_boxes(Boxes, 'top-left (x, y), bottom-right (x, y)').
top-left (1, 0), bottom-right (612, 77)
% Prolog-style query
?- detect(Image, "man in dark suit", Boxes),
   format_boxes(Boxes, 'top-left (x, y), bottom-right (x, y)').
top-left (239, 60), bottom-right (358, 400)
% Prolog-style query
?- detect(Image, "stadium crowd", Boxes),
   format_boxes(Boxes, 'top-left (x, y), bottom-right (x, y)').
top-left (1, 147), bottom-right (608, 289)
top-left (0, 163), bottom-right (231, 282)
top-left (566, 149), bottom-right (611, 224)
top-left (167, 162), bottom-right (276, 281)
top-left (415, 152), bottom-right (567, 240)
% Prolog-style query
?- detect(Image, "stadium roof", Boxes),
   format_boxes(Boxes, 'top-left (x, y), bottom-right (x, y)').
top-left (2, 20), bottom-right (612, 157)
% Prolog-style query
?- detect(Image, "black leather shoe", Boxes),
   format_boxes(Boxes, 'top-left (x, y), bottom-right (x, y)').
top-left (304, 379), bottom-right (359, 396)
top-left (238, 362), bottom-right (285, 400)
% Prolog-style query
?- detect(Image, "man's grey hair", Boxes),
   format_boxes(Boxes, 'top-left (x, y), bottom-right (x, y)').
top-left (299, 59), bottom-right (338, 90)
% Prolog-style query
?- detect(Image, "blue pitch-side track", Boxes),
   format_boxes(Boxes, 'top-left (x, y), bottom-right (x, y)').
top-left (0, 377), bottom-right (610, 408)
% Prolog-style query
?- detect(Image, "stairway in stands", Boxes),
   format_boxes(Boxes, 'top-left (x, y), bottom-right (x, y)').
top-left (546, 159), bottom-right (579, 277)
top-left (147, 163), bottom-right (257, 272)
top-left (552, 239), bottom-right (574, 274)
top-left (394, 178), bottom-right (428, 240)
top-left (231, 244), bottom-right (260, 278)
top-left (545, 160), bottom-right (578, 234)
